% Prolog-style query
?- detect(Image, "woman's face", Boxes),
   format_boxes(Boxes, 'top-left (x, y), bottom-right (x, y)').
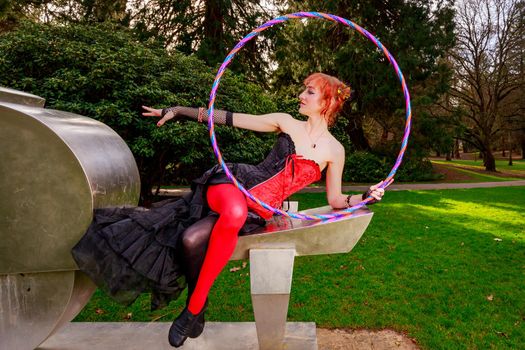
top-left (299, 84), bottom-right (324, 117)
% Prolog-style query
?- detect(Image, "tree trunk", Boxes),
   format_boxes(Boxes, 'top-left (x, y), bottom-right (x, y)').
top-left (446, 152), bottom-right (452, 161)
top-left (521, 135), bottom-right (525, 160)
top-left (508, 147), bottom-right (513, 166)
top-left (345, 112), bottom-right (370, 151)
top-left (454, 138), bottom-right (461, 159)
top-left (198, 0), bottom-right (225, 66)
top-left (483, 150), bottom-right (496, 171)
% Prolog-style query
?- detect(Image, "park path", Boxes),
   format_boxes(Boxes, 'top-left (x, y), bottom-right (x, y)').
top-left (310, 180), bottom-right (525, 192)
top-left (156, 180), bottom-right (525, 197)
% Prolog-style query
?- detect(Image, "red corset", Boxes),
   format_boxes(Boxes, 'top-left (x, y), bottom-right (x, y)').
top-left (246, 154), bottom-right (321, 219)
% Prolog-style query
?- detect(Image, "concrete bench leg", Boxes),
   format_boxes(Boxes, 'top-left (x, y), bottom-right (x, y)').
top-left (250, 248), bottom-right (295, 350)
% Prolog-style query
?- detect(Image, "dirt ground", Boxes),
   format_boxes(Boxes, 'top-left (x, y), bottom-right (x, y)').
top-left (317, 328), bottom-right (420, 350)
top-left (432, 161), bottom-right (525, 180)
top-left (431, 163), bottom-right (474, 181)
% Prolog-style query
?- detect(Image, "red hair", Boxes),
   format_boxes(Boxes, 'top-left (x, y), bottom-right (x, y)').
top-left (303, 73), bottom-right (351, 126)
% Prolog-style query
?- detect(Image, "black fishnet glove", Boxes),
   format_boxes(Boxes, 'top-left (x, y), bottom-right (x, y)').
top-left (161, 106), bottom-right (233, 126)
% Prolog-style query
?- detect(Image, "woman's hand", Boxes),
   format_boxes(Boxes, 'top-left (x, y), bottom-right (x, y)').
top-left (141, 106), bottom-right (175, 127)
top-left (365, 181), bottom-right (386, 202)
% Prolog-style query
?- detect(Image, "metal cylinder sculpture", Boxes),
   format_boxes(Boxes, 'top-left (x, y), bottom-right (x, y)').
top-left (0, 87), bottom-right (140, 350)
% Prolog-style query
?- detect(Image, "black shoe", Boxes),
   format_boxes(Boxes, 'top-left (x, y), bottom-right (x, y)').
top-left (168, 306), bottom-right (206, 347)
top-left (188, 299), bottom-right (208, 338)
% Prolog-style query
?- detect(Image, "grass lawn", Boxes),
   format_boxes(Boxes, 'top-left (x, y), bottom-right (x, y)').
top-left (435, 159), bottom-right (525, 172)
top-left (75, 187), bottom-right (525, 349)
top-left (431, 161), bottom-right (523, 182)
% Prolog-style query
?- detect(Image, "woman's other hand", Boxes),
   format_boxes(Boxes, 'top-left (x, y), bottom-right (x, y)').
top-left (142, 106), bottom-right (174, 127)
top-left (367, 181), bottom-right (386, 202)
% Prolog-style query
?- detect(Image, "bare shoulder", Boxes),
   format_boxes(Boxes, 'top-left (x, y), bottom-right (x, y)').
top-left (329, 135), bottom-right (345, 160)
top-left (275, 113), bottom-right (303, 132)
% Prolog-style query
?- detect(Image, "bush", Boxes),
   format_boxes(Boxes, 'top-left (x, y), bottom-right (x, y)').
top-left (394, 157), bottom-right (439, 182)
top-left (0, 21), bottom-right (277, 203)
top-left (343, 152), bottom-right (388, 182)
top-left (343, 151), bottom-right (437, 183)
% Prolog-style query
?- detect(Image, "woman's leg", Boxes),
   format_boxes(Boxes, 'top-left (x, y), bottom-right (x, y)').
top-left (180, 215), bottom-right (217, 299)
top-left (187, 183), bottom-right (247, 315)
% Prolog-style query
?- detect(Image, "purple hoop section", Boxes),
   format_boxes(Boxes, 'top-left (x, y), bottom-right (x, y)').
top-left (207, 12), bottom-right (412, 221)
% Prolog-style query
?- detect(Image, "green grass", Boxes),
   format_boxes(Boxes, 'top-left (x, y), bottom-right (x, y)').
top-left (431, 162), bottom-right (523, 182)
top-left (75, 187), bottom-right (525, 349)
top-left (437, 159), bottom-right (525, 172)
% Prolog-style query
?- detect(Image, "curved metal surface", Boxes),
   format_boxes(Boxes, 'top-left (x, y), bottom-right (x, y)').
top-left (0, 271), bottom-right (75, 350)
top-left (0, 88), bottom-right (141, 350)
top-left (0, 86), bottom-right (46, 107)
top-left (0, 102), bottom-right (140, 274)
top-left (231, 207), bottom-right (373, 260)
top-left (43, 271), bottom-right (96, 342)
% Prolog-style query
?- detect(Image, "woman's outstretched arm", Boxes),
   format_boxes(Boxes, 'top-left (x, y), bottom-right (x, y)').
top-left (142, 106), bottom-right (293, 133)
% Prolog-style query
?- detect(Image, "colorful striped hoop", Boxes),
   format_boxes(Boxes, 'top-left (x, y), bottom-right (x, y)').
top-left (207, 12), bottom-right (412, 221)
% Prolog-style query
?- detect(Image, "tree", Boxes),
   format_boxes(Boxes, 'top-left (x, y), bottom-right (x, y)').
top-left (449, 0), bottom-right (524, 171)
top-left (271, 0), bottom-right (456, 157)
top-left (4, 0), bottom-right (284, 82)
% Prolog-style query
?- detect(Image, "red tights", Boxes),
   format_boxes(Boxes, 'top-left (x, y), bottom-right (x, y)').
top-left (187, 183), bottom-right (247, 315)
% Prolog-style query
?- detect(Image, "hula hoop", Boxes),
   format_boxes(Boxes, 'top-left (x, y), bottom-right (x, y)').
top-left (207, 12), bottom-right (412, 221)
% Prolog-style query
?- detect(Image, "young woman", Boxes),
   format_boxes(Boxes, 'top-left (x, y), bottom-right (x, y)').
top-left (72, 72), bottom-right (385, 348)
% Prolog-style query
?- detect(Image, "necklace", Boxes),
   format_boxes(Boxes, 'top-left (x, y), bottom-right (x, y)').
top-left (305, 122), bottom-right (327, 149)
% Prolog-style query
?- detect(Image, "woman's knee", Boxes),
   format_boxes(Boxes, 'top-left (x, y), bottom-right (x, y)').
top-left (182, 232), bottom-right (204, 251)
top-left (220, 202), bottom-right (247, 225)
top-left (182, 217), bottom-right (217, 250)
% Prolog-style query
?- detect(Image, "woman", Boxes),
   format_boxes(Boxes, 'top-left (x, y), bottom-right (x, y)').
top-left (72, 72), bottom-right (385, 348)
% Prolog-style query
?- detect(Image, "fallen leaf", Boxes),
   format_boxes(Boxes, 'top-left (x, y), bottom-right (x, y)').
top-left (487, 295), bottom-right (494, 301)
top-left (124, 312), bottom-right (132, 320)
top-left (95, 308), bottom-right (105, 314)
top-left (494, 238), bottom-right (502, 242)
top-left (242, 261), bottom-right (247, 269)
top-left (229, 266), bottom-right (241, 272)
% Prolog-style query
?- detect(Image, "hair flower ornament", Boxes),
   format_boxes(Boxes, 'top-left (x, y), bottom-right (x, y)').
top-left (337, 84), bottom-right (351, 101)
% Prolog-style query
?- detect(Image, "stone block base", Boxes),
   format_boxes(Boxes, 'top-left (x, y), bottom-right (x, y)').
top-left (38, 322), bottom-right (318, 350)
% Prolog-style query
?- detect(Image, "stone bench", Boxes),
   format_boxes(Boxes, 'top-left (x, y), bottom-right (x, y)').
top-left (231, 205), bottom-right (372, 350)
top-left (0, 88), bottom-right (373, 350)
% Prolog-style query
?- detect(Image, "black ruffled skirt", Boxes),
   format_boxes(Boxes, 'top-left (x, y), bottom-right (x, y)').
top-left (71, 165), bottom-right (266, 310)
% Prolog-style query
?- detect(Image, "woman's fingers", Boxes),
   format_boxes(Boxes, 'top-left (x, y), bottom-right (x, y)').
top-left (156, 111), bottom-right (174, 127)
top-left (369, 180), bottom-right (384, 191)
top-left (140, 106), bottom-right (172, 126)
top-left (371, 188), bottom-right (384, 201)
top-left (141, 105), bottom-right (161, 117)
top-left (368, 180), bottom-right (385, 201)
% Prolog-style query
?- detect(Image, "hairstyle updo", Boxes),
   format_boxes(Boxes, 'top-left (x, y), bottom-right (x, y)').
top-left (303, 72), bottom-right (351, 126)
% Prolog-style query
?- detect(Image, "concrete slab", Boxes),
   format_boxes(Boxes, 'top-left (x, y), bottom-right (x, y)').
top-left (38, 322), bottom-right (318, 350)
